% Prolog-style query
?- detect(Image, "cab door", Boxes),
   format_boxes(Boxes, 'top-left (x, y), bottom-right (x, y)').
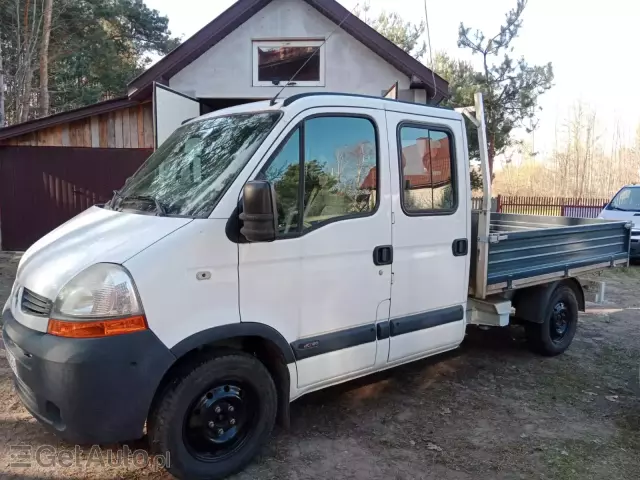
top-left (386, 111), bottom-right (470, 362)
top-left (238, 107), bottom-right (392, 389)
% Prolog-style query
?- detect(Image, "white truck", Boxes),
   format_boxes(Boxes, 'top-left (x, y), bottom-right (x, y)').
top-left (2, 92), bottom-right (630, 479)
top-left (597, 184), bottom-right (640, 260)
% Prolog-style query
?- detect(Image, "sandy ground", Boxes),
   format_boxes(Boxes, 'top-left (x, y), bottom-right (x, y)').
top-left (0, 251), bottom-right (638, 479)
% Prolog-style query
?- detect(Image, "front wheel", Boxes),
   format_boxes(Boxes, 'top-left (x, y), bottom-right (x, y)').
top-left (525, 284), bottom-right (579, 356)
top-left (148, 352), bottom-right (278, 480)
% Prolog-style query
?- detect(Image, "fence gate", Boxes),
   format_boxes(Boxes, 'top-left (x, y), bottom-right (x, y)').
top-left (0, 146), bottom-right (151, 251)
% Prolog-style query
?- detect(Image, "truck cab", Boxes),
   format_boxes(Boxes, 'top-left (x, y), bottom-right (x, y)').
top-left (598, 184), bottom-right (640, 259)
top-left (2, 93), bottom-right (629, 480)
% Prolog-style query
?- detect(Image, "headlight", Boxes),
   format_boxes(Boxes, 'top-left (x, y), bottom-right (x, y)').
top-left (53, 263), bottom-right (142, 318)
top-left (48, 264), bottom-right (146, 338)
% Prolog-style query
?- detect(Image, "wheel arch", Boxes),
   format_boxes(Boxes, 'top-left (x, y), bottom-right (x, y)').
top-left (513, 279), bottom-right (585, 324)
top-left (151, 323), bottom-right (296, 428)
top-left (560, 278), bottom-right (586, 312)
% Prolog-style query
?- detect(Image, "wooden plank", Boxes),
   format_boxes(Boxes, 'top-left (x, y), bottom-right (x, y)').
top-left (115, 110), bottom-right (124, 148)
top-left (68, 121), bottom-right (80, 146)
top-left (61, 125), bottom-right (70, 146)
top-left (107, 112), bottom-right (116, 148)
top-left (122, 109), bottom-right (130, 148)
top-left (129, 107), bottom-right (139, 148)
top-left (91, 116), bottom-right (100, 148)
top-left (17, 133), bottom-right (34, 146)
top-left (142, 103), bottom-right (153, 148)
top-left (52, 125), bottom-right (63, 146)
top-left (137, 105), bottom-right (145, 148)
top-left (37, 129), bottom-right (48, 146)
top-left (99, 114), bottom-right (108, 148)
top-left (83, 119), bottom-right (92, 147)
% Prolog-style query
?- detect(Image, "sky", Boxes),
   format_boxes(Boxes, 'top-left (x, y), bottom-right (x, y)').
top-left (144, 0), bottom-right (640, 160)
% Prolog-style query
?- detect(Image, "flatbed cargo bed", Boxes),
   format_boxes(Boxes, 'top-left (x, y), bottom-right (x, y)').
top-left (470, 212), bottom-right (630, 297)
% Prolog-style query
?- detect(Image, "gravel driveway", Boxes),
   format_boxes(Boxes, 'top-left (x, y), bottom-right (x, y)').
top-left (0, 252), bottom-right (638, 479)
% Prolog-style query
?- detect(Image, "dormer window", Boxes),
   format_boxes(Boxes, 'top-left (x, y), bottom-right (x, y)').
top-left (252, 40), bottom-right (325, 87)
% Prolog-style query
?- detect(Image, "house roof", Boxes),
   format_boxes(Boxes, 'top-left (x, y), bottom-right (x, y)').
top-left (0, 0), bottom-right (449, 143)
top-left (0, 96), bottom-right (138, 142)
top-left (127, 0), bottom-right (449, 102)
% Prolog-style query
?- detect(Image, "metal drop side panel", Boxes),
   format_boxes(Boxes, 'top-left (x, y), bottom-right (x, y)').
top-left (471, 212), bottom-right (630, 296)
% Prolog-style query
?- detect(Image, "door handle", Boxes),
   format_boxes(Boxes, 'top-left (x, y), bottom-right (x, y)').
top-left (373, 245), bottom-right (393, 266)
top-left (452, 238), bottom-right (468, 257)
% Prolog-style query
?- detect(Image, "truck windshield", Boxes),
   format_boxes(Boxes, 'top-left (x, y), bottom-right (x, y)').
top-left (111, 111), bottom-right (281, 218)
top-left (607, 187), bottom-right (640, 212)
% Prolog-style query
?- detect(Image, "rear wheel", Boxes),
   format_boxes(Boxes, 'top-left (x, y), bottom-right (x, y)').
top-left (525, 284), bottom-right (579, 356)
top-left (148, 353), bottom-right (277, 480)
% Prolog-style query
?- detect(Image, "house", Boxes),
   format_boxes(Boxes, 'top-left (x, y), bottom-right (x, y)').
top-left (0, 0), bottom-right (448, 250)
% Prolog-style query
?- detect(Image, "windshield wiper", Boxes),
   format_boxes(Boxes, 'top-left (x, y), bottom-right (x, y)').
top-left (609, 206), bottom-right (633, 212)
top-left (108, 189), bottom-right (122, 210)
top-left (114, 192), bottom-right (168, 216)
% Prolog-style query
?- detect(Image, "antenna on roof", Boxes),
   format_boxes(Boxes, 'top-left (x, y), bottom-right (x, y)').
top-left (270, 4), bottom-right (359, 106)
top-left (423, 0), bottom-right (438, 101)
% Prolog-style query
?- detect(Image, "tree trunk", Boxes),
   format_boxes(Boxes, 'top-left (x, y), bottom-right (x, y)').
top-left (18, 0), bottom-right (40, 123)
top-left (487, 134), bottom-right (496, 182)
top-left (20, 0), bottom-right (32, 122)
top-left (39, 0), bottom-right (53, 116)
top-left (0, 39), bottom-right (5, 127)
top-left (20, 60), bottom-right (34, 123)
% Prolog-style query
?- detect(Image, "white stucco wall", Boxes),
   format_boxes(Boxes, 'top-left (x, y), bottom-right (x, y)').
top-left (169, 0), bottom-right (415, 100)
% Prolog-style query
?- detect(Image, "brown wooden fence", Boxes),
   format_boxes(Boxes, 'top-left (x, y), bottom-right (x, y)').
top-left (471, 195), bottom-right (609, 218)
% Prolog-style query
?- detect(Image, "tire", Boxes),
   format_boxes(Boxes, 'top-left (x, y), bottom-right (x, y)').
top-left (525, 284), bottom-right (579, 356)
top-left (148, 352), bottom-right (277, 480)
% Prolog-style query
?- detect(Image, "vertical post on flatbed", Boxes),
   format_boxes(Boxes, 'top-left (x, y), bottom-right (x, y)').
top-left (474, 92), bottom-right (491, 299)
top-left (455, 92), bottom-right (492, 299)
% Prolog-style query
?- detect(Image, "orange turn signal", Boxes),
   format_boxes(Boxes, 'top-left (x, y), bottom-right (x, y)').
top-left (47, 315), bottom-right (148, 338)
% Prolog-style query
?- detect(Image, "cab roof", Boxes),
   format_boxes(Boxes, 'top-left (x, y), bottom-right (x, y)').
top-left (191, 92), bottom-right (463, 125)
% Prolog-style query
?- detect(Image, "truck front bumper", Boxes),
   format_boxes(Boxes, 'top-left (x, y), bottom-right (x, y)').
top-left (2, 310), bottom-right (175, 444)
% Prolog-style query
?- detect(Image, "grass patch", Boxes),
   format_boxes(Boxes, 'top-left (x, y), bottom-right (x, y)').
top-left (599, 266), bottom-right (640, 280)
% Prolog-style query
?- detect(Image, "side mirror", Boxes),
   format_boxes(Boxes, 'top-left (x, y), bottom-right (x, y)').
top-left (240, 180), bottom-right (277, 242)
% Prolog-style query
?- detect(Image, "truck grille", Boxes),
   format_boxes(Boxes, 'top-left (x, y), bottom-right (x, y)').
top-left (21, 288), bottom-right (52, 317)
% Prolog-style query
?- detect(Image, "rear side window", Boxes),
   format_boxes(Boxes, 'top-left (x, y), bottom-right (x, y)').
top-left (398, 125), bottom-right (456, 214)
top-left (259, 115), bottom-right (378, 236)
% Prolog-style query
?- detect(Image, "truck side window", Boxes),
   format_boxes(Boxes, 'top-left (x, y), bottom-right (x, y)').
top-left (302, 116), bottom-right (378, 230)
top-left (260, 115), bottom-right (378, 236)
top-left (261, 129), bottom-right (301, 235)
top-left (399, 125), bottom-right (456, 213)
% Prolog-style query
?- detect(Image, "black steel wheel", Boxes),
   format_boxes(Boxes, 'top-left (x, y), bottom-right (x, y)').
top-left (148, 352), bottom-right (277, 480)
top-left (549, 301), bottom-right (570, 343)
top-left (525, 284), bottom-right (579, 356)
top-left (183, 382), bottom-right (257, 462)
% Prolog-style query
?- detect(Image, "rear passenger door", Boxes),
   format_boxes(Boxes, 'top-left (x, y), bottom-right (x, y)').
top-left (239, 108), bottom-right (393, 389)
top-left (385, 111), bottom-right (470, 362)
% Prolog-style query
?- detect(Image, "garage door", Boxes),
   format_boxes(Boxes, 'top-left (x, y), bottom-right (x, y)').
top-left (0, 146), bottom-right (151, 251)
